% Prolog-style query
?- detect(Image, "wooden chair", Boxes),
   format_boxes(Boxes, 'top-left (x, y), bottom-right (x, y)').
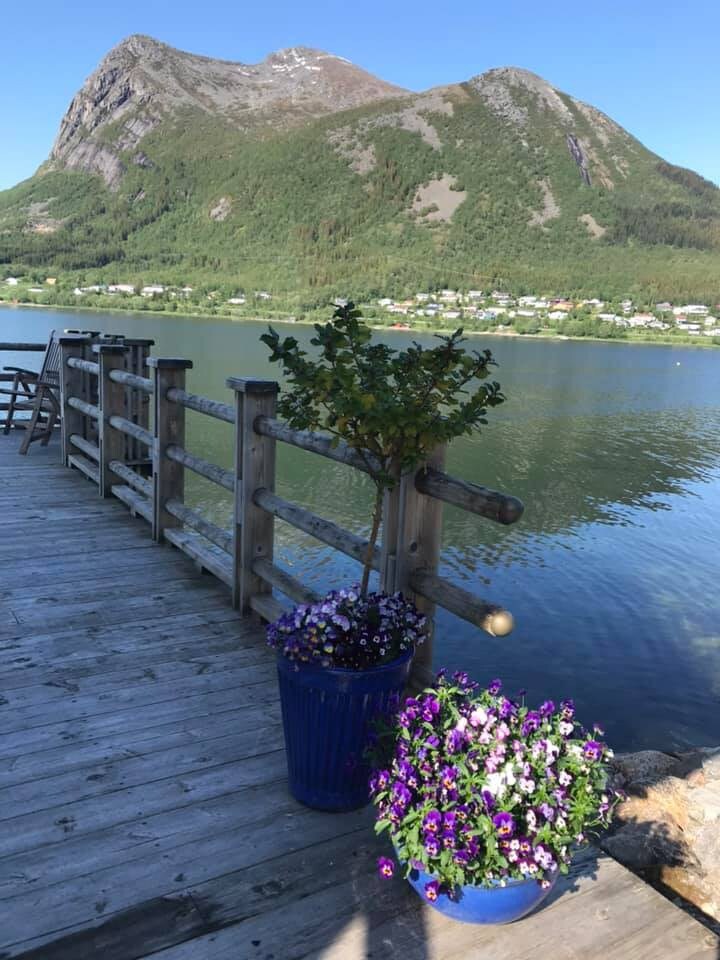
top-left (1, 331), bottom-right (62, 454)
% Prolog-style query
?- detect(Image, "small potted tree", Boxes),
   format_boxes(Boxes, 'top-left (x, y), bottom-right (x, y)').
top-left (262, 302), bottom-right (505, 811)
top-left (371, 673), bottom-right (620, 923)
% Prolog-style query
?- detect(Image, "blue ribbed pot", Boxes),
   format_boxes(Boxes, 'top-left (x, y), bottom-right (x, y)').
top-left (406, 863), bottom-right (558, 924)
top-left (276, 649), bottom-right (412, 812)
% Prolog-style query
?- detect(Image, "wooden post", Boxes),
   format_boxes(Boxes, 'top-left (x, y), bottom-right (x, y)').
top-left (149, 358), bottom-right (193, 543)
top-left (382, 445), bottom-right (447, 690)
top-left (58, 334), bottom-right (92, 467)
top-left (227, 377), bottom-right (278, 612)
top-left (96, 343), bottom-right (130, 498)
top-left (121, 338), bottom-right (154, 467)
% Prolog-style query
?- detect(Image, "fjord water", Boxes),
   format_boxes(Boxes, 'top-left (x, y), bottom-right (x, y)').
top-left (4, 306), bottom-right (719, 751)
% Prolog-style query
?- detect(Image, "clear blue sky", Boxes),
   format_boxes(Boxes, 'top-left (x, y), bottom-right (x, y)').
top-left (1, 0), bottom-right (718, 190)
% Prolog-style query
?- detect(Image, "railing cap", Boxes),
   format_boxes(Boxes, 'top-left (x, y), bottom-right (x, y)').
top-left (226, 377), bottom-right (279, 395)
top-left (58, 334), bottom-right (93, 345)
top-left (92, 343), bottom-right (128, 354)
top-left (147, 357), bottom-right (193, 370)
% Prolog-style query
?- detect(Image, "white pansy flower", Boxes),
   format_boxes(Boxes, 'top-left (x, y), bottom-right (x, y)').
top-left (470, 706), bottom-right (487, 727)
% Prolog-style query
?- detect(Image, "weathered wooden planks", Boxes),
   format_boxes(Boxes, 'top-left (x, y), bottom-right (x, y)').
top-left (0, 433), bottom-right (716, 960)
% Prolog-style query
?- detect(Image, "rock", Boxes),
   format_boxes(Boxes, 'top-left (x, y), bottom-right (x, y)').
top-left (603, 745), bottom-right (720, 924)
top-left (660, 865), bottom-right (720, 924)
top-left (611, 750), bottom-right (678, 787)
top-left (673, 747), bottom-right (720, 783)
top-left (602, 816), bottom-right (687, 870)
top-left (209, 197), bottom-right (232, 222)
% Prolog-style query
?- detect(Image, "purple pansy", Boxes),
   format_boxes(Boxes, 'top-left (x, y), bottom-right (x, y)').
top-left (421, 696), bottom-right (440, 722)
top-left (424, 834), bottom-right (440, 856)
top-left (423, 810), bottom-right (442, 834)
top-left (521, 711), bottom-right (542, 736)
top-left (377, 857), bottom-right (394, 879)
top-left (492, 812), bottom-right (516, 837)
top-left (481, 789), bottom-right (496, 812)
top-left (583, 740), bottom-right (603, 761)
top-left (424, 880), bottom-right (441, 902)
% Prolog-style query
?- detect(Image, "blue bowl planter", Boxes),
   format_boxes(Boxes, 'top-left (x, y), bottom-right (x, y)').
top-left (276, 649), bottom-right (413, 811)
top-left (405, 863), bottom-right (558, 924)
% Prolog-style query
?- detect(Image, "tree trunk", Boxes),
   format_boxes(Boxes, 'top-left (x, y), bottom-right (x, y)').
top-left (361, 486), bottom-right (384, 595)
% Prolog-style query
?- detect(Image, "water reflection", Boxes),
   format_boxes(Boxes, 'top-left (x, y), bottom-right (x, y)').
top-left (2, 306), bottom-right (719, 750)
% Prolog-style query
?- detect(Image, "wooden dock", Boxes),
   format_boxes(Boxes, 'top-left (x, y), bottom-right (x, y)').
top-left (1, 434), bottom-right (717, 959)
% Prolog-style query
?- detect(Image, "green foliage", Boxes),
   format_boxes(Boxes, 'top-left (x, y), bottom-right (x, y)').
top-left (261, 302), bottom-right (504, 590)
top-left (1, 84), bottom-right (720, 304)
top-left (656, 161), bottom-right (719, 198)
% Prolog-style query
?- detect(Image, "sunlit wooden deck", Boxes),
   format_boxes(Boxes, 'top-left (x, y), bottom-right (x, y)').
top-left (0, 432), bottom-right (717, 960)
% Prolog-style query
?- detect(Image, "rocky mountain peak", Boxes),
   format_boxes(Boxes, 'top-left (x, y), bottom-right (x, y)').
top-left (470, 66), bottom-right (579, 127)
top-left (470, 65), bottom-right (624, 140)
top-left (111, 33), bottom-right (167, 57)
top-left (49, 36), bottom-right (407, 188)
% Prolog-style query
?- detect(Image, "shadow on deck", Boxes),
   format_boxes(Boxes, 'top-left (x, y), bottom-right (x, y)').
top-left (0, 434), bottom-right (717, 959)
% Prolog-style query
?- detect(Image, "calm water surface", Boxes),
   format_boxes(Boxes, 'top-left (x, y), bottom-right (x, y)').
top-left (3, 305), bottom-right (719, 751)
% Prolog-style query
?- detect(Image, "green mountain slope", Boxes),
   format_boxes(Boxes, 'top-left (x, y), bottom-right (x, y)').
top-left (1, 37), bottom-right (719, 304)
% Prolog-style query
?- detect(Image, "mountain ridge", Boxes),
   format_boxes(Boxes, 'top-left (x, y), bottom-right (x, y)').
top-left (2, 35), bottom-right (719, 303)
top-left (48, 35), bottom-right (409, 187)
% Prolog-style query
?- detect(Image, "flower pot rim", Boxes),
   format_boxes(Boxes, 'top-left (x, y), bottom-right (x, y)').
top-left (409, 865), bottom-right (550, 890)
top-left (276, 646), bottom-right (414, 677)
top-left (395, 847), bottom-right (557, 892)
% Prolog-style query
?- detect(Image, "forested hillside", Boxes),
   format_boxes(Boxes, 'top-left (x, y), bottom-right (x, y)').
top-left (1, 37), bottom-right (719, 305)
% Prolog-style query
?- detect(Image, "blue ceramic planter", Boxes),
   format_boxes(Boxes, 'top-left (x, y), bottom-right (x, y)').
top-left (406, 864), bottom-right (558, 924)
top-left (276, 650), bottom-right (412, 812)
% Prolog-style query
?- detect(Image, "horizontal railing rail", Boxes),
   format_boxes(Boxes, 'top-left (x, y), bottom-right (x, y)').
top-left (108, 459), bottom-right (152, 498)
top-left (166, 444), bottom-right (234, 492)
top-left (251, 557), bottom-right (320, 606)
top-left (0, 342), bottom-right (46, 352)
top-left (67, 357), bottom-right (100, 376)
top-left (409, 571), bottom-right (514, 637)
top-left (255, 414), bottom-right (523, 526)
top-left (108, 369), bottom-right (153, 393)
top-left (165, 498), bottom-right (233, 554)
top-left (415, 468), bottom-right (524, 526)
top-left (255, 415), bottom-right (378, 473)
top-left (67, 396), bottom-right (99, 420)
top-left (69, 434), bottom-right (100, 462)
top-left (167, 387), bottom-right (234, 424)
top-left (253, 487), bottom-right (381, 571)
top-left (108, 415), bottom-right (153, 447)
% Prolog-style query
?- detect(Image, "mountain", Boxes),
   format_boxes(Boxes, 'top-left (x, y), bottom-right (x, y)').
top-left (1, 35), bottom-right (719, 303)
top-left (49, 36), bottom-right (407, 188)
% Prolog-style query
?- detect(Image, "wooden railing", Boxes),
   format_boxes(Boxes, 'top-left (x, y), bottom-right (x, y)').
top-left (57, 339), bottom-right (524, 686)
top-left (57, 334), bottom-right (154, 488)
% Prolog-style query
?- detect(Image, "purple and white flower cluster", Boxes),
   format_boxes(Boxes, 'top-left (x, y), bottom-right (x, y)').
top-left (266, 588), bottom-right (426, 670)
top-left (370, 673), bottom-right (621, 900)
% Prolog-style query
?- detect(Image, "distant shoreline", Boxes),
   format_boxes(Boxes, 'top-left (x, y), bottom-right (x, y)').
top-left (2, 299), bottom-right (718, 350)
